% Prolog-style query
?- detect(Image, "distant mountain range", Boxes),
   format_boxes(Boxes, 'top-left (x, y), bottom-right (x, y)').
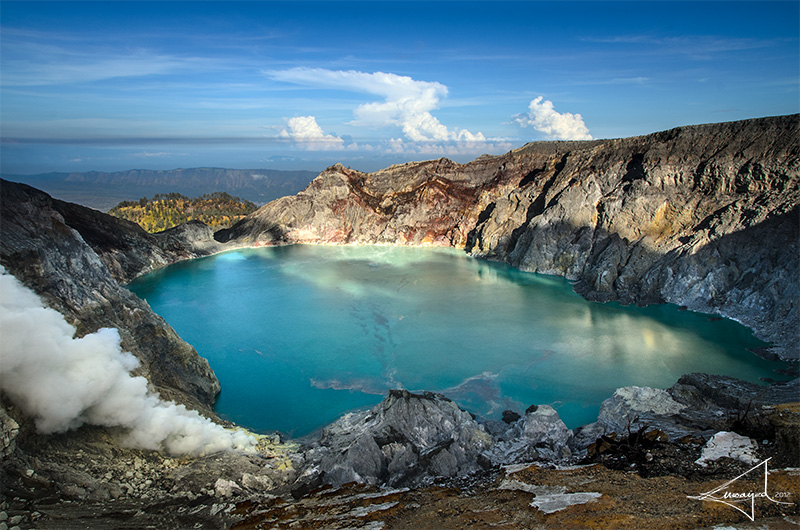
top-left (1, 167), bottom-right (319, 211)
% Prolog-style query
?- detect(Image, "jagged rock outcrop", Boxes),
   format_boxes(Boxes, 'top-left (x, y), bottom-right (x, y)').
top-left (0, 420), bottom-right (300, 529)
top-left (219, 115), bottom-right (800, 358)
top-left (296, 390), bottom-right (493, 490)
top-left (572, 373), bottom-right (800, 451)
top-left (215, 156), bottom-right (533, 247)
top-left (0, 180), bottom-right (225, 411)
top-left (300, 374), bottom-right (799, 490)
top-left (596, 386), bottom-right (688, 437)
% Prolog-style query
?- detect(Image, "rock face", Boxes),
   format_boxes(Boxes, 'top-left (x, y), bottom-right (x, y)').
top-left (298, 390), bottom-right (493, 489)
top-left (0, 180), bottom-right (226, 411)
top-left (0, 184), bottom-right (301, 526)
top-left (0, 409), bottom-right (19, 459)
top-left (219, 115), bottom-right (800, 358)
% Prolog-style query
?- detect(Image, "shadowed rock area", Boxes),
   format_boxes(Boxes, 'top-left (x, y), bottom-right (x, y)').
top-left (0, 181), bottom-right (227, 412)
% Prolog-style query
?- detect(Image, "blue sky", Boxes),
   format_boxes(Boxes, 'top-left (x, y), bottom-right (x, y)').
top-left (1, 1), bottom-right (798, 174)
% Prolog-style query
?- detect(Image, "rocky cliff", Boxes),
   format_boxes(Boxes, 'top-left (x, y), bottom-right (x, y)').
top-left (218, 114), bottom-right (800, 359)
top-left (0, 181), bottom-right (227, 411)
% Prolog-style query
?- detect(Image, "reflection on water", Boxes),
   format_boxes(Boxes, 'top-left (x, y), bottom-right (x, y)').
top-left (129, 244), bottom-right (790, 437)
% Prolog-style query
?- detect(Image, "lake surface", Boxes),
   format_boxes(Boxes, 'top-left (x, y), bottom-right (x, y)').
top-left (129, 244), bottom-right (789, 437)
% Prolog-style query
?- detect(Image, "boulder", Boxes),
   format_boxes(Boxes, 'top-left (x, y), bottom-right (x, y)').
top-left (487, 404), bottom-right (572, 464)
top-left (574, 375), bottom-right (800, 454)
top-left (597, 386), bottom-right (686, 437)
top-left (695, 431), bottom-right (759, 467)
top-left (299, 390), bottom-right (492, 488)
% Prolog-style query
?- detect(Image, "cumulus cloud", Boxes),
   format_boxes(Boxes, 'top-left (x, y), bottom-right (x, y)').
top-left (514, 97), bottom-right (592, 140)
top-left (279, 115), bottom-right (345, 150)
top-left (385, 137), bottom-right (511, 157)
top-left (268, 67), bottom-right (485, 144)
top-left (0, 267), bottom-right (255, 456)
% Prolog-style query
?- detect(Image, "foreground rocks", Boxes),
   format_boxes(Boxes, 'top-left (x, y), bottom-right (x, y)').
top-left (226, 463), bottom-right (800, 530)
top-left (0, 414), bottom-right (300, 529)
top-left (576, 374), bottom-right (800, 450)
top-left (297, 390), bottom-right (493, 491)
top-left (2, 375), bottom-right (798, 528)
top-left (296, 375), bottom-right (799, 485)
top-left (0, 366), bottom-right (798, 526)
top-left (485, 405), bottom-right (574, 465)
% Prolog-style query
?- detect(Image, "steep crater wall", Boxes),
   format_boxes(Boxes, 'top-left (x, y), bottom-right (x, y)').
top-left (219, 115), bottom-right (800, 359)
top-left (0, 181), bottom-right (228, 413)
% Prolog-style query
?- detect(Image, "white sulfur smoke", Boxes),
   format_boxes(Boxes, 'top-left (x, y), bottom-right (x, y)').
top-left (0, 266), bottom-right (255, 456)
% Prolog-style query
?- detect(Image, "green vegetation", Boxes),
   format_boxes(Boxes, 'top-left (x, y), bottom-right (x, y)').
top-left (109, 192), bottom-right (258, 233)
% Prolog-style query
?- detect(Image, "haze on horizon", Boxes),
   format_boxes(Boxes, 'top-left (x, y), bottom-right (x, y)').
top-left (1, 1), bottom-right (798, 176)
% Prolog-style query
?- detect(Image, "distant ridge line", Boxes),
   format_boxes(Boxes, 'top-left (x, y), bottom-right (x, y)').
top-left (2, 167), bottom-right (320, 211)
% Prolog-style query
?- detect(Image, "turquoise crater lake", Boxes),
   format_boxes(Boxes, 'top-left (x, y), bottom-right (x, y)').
top-left (129, 245), bottom-right (789, 437)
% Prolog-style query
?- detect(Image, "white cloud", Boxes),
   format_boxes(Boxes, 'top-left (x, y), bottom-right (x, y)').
top-left (279, 115), bottom-right (345, 150)
top-left (514, 97), bottom-right (592, 140)
top-left (2, 39), bottom-right (203, 87)
top-left (385, 137), bottom-right (512, 157)
top-left (268, 68), bottom-right (485, 144)
top-left (132, 151), bottom-right (186, 158)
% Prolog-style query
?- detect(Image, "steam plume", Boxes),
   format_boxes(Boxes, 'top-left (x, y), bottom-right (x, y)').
top-left (0, 266), bottom-right (255, 456)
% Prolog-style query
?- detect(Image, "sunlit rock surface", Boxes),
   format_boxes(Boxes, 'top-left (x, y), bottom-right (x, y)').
top-left (572, 373), bottom-right (800, 452)
top-left (597, 386), bottom-right (687, 436)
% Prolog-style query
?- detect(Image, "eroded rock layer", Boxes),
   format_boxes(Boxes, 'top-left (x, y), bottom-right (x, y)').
top-left (219, 115), bottom-right (800, 358)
